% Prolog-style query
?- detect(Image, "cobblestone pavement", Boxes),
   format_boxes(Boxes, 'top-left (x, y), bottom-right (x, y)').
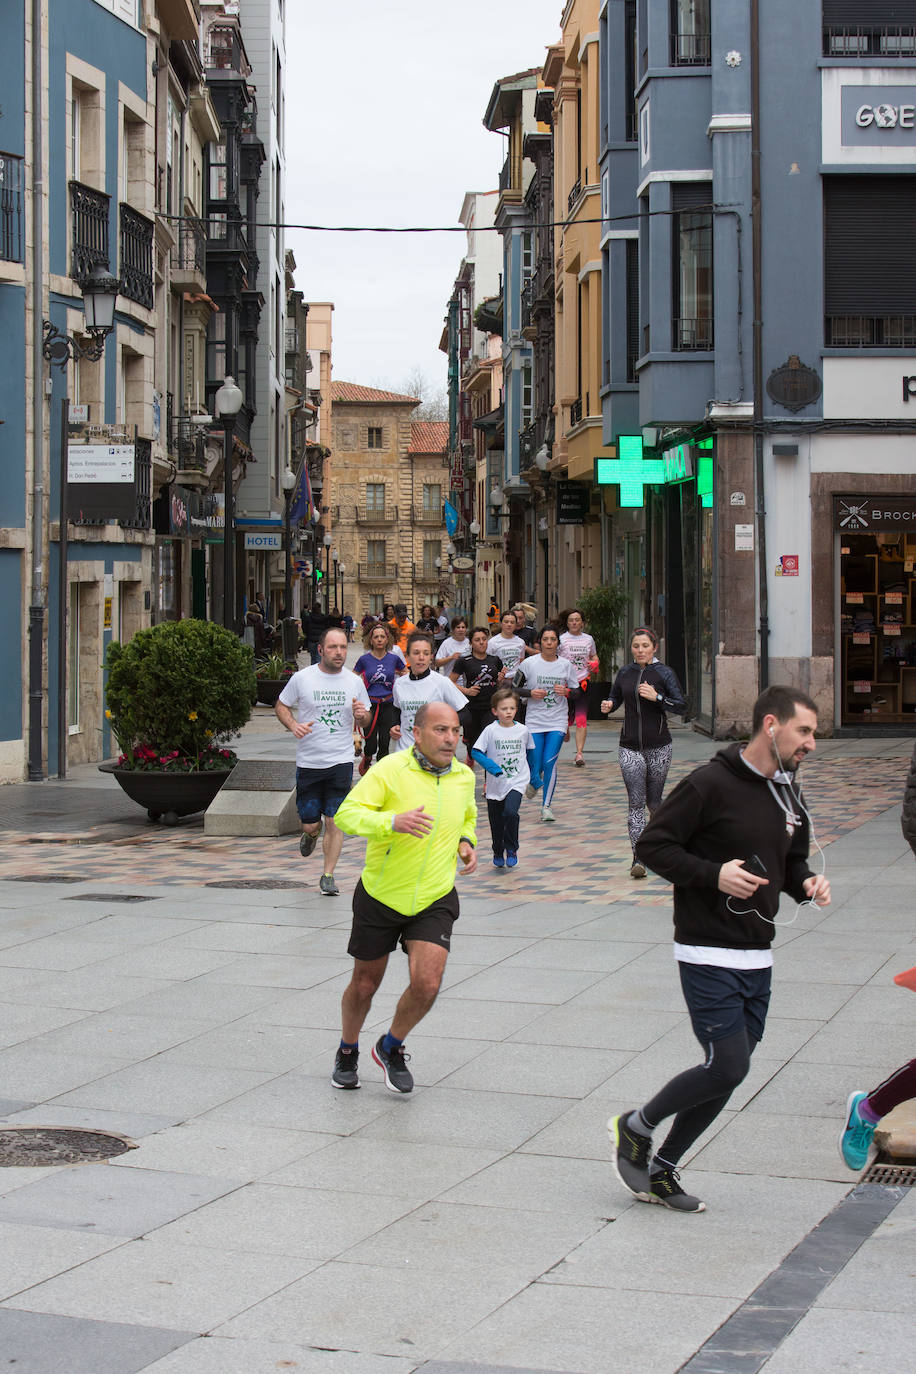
top-left (1, 749), bottom-right (909, 907)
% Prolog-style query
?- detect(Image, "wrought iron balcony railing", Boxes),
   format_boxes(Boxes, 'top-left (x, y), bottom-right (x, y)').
top-left (172, 417), bottom-right (209, 474)
top-left (119, 203), bottom-right (154, 309)
top-left (670, 31), bottom-right (711, 65)
top-left (171, 214), bottom-right (206, 278)
top-left (520, 279), bottom-right (533, 332)
top-left (567, 177), bottom-right (582, 212)
top-left (415, 564), bottom-right (442, 583)
top-left (411, 505), bottom-right (444, 525)
top-left (356, 505), bottom-right (397, 524)
top-left (0, 152), bottom-right (24, 263)
top-left (673, 316), bottom-right (714, 350)
top-left (824, 25), bottom-right (916, 56)
top-left (69, 179), bottom-right (110, 282)
top-left (569, 397), bottom-right (583, 427)
top-left (826, 315), bottom-right (916, 349)
top-left (358, 562), bottom-right (398, 582)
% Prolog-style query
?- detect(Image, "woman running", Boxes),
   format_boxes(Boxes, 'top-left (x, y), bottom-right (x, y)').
top-left (559, 608), bottom-right (598, 767)
top-left (353, 622), bottom-right (405, 775)
top-left (416, 604), bottom-right (439, 636)
top-left (601, 626), bottom-right (686, 878)
top-left (514, 625), bottom-right (581, 823)
top-left (435, 616), bottom-right (472, 672)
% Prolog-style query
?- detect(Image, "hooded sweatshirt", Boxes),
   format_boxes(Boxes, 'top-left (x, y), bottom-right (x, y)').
top-left (635, 742), bottom-right (814, 950)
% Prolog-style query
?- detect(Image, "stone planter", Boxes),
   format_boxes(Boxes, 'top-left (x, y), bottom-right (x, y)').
top-left (98, 761), bottom-right (234, 825)
top-left (255, 678), bottom-right (289, 706)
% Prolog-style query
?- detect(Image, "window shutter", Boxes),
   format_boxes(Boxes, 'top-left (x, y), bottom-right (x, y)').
top-left (671, 182), bottom-right (712, 213)
top-left (823, 1), bottom-right (916, 23)
top-left (824, 177), bottom-right (916, 315)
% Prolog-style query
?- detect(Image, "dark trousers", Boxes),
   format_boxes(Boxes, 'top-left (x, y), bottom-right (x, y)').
top-left (363, 700), bottom-right (398, 761)
top-left (487, 790), bottom-right (522, 856)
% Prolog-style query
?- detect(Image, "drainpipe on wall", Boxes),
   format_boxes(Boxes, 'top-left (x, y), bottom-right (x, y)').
top-left (27, 0), bottom-right (45, 780)
top-left (751, 0), bottom-right (769, 690)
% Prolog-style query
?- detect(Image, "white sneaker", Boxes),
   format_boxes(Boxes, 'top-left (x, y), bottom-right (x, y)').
top-left (525, 783), bottom-right (538, 799)
top-left (541, 805), bottom-right (555, 822)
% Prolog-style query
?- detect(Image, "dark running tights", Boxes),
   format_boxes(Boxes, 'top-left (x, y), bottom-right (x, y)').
top-left (867, 1058), bottom-right (916, 1118)
top-left (618, 743), bottom-right (673, 854)
top-left (640, 1027), bottom-right (758, 1166)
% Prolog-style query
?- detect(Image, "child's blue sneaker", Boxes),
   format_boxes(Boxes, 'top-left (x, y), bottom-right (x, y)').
top-left (492, 855), bottom-right (505, 868)
top-left (839, 1090), bottom-right (876, 1171)
top-left (505, 852), bottom-right (518, 868)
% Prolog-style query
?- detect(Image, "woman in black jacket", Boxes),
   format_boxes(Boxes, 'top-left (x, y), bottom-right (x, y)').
top-left (601, 626), bottom-right (686, 878)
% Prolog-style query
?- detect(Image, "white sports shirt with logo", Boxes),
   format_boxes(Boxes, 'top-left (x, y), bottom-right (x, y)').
top-left (487, 632), bottom-right (527, 674)
top-left (278, 665), bottom-right (371, 769)
top-left (474, 720), bottom-right (533, 801)
top-left (514, 655), bottom-right (581, 732)
top-left (392, 671), bottom-right (468, 750)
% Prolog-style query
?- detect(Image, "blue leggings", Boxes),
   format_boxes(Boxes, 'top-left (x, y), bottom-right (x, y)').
top-left (527, 730), bottom-right (565, 807)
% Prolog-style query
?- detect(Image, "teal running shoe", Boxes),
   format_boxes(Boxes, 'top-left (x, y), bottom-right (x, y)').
top-left (839, 1091), bottom-right (876, 1171)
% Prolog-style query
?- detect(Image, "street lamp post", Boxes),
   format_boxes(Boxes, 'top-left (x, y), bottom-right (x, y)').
top-left (215, 376), bottom-right (243, 631)
top-left (332, 549), bottom-right (338, 611)
top-left (323, 532), bottom-right (332, 613)
top-left (468, 518), bottom-right (481, 624)
top-left (338, 563), bottom-right (346, 619)
top-left (281, 466), bottom-right (296, 617)
top-left (39, 264), bottom-right (120, 781)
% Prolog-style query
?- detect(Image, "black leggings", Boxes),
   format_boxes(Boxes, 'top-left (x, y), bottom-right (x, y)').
top-left (641, 1027), bottom-right (759, 1167)
top-left (362, 700), bottom-right (398, 762)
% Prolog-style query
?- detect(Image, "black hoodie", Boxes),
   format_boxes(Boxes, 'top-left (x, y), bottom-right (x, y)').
top-left (635, 742), bottom-right (814, 950)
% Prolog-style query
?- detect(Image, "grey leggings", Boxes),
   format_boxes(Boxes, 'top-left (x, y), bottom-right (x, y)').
top-left (618, 743), bottom-right (673, 854)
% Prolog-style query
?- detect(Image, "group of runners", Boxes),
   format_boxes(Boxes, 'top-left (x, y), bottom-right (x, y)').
top-left (274, 623), bottom-right (916, 1214)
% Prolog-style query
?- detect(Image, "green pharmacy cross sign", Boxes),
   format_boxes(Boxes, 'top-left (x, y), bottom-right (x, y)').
top-left (595, 435), bottom-right (714, 508)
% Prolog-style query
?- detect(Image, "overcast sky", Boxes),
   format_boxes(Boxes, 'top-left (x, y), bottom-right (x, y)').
top-left (284, 1), bottom-right (562, 397)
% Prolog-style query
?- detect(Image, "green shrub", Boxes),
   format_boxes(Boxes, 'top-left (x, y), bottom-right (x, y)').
top-left (105, 619), bottom-right (255, 771)
top-left (577, 583), bottom-right (630, 679)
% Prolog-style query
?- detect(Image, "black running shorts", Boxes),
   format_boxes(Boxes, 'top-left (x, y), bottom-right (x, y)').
top-left (348, 879), bottom-right (459, 961)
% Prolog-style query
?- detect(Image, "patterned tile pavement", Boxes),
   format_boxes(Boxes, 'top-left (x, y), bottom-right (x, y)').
top-left (0, 754), bottom-right (907, 906)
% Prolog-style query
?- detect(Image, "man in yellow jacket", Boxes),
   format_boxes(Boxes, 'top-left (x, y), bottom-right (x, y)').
top-left (332, 701), bottom-right (477, 1093)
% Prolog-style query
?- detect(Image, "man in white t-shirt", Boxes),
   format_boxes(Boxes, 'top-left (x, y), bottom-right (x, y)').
top-left (487, 611), bottom-right (527, 675)
top-left (392, 633), bottom-right (468, 753)
top-left (276, 627), bottom-right (371, 896)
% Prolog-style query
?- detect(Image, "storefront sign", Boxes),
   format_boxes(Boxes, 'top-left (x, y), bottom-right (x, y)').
top-left (244, 532), bottom-right (282, 550)
top-left (842, 87), bottom-right (916, 146)
top-left (68, 444), bottom-right (134, 484)
top-left (825, 359), bottom-right (916, 420)
top-left (556, 481), bottom-right (590, 524)
top-left (662, 443), bottom-right (694, 484)
top-left (834, 495), bottom-right (916, 531)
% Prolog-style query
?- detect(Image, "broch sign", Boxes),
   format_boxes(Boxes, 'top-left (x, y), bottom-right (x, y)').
top-left (834, 495), bottom-right (916, 531)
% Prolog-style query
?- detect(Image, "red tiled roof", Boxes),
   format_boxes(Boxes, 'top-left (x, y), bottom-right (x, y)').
top-left (330, 381), bottom-right (420, 405)
top-left (408, 421), bottom-right (449, 455)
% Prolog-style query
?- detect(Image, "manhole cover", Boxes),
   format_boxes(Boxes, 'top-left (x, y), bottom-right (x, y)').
top-left (6, 874), bottom-right (86, 883)
top-left (861, 1161), bottom-right (916, 1187)
top-left (205, 879), bottom-right (309, 889)
top-left (66, 893), bottom-right (156, 903)
top-left (0, 1128), bottom-right (136, 1167)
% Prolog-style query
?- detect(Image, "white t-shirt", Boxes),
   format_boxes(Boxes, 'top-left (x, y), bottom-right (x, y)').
top-left (392, 671), bottom-right (468, 750)
top-left (436, 635), bottom-right (472, 666)
top-left (278, 665), bottom-right (370, 769)
top-left (474, 720), bottom-right (532, 801)
top-left (515, 655), bottom-right (581, 733)
top-left (488, 633), bottom-right (527, 674)
top-left (559, 631), bottom-right (597, 679)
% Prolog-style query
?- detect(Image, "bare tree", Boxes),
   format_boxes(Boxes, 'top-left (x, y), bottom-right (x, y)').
top-left (372, 366), bottom-right (448, 421)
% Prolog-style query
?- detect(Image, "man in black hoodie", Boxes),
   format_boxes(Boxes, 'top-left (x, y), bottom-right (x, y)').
top-left (608, 685), bottom-right (831, 1213)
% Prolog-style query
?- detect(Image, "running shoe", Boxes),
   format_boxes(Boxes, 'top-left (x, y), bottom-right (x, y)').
top-left (574, 753), bottom-right (585, 767)
top-left (331, 1046), bottom-right (359, 1090)
top-left (492, 855), bottom-right (505, 868)
top-left (299, 822), bottom-right (321, 857)
top-left (541, 805), bottom-right (556, 822)
top-left (319, 873), bottom-right (340, 896)
top-left (505, 851), bottom-right (518, 868)
top-left (839, 1090), bottom-right (876, 1171)
top-left (608, 1111), bottom-right (652, 1199)
top-left (372, 1036), bottom-right (413, 1093)
top-left (525, 783), bottom-right (538, 799)
top-left (648, 1165), bottom-right (706, 1213)
top-left (630, 860), bottom-right (647, 879)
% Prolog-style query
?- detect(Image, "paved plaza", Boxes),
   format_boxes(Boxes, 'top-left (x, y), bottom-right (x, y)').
top-left (0, 698), bottom-right (913, 1372)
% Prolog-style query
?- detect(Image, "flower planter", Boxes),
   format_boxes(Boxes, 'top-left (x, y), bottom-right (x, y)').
top-left (255, 678), bottom-right (288, 707)
top-left (99, 761), bottom-right (234, 825)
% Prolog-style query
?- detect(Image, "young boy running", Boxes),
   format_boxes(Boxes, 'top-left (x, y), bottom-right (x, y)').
top-left (471, 687), bottom-right (532, 869)
top-left (391, 633), bottom-right (468, 754)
